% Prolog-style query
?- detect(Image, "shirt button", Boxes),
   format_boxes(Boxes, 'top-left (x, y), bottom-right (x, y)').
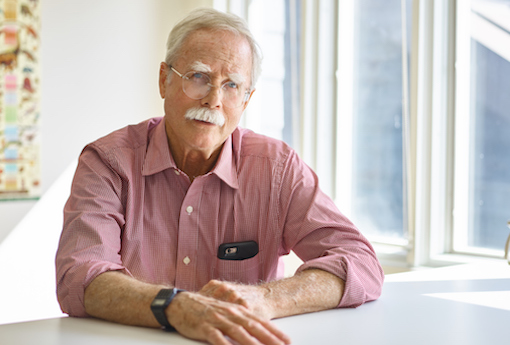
top-left (186, 206), bottom-right (193, 214)
top-left (183, 256), bottom-right (191, 265)
top-left (174, 170), bottom-right (180, 175)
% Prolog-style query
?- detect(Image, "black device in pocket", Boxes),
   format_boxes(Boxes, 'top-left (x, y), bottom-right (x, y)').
top-left (217, 241), bottom-right (259, 260)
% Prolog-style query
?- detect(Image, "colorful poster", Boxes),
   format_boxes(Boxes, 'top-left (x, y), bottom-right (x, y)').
top-left (0, 0), bottom-right (40, 200)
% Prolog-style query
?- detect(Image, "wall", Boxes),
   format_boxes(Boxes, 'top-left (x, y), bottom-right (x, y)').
top-left (0, 0), bottom-right (214, 243)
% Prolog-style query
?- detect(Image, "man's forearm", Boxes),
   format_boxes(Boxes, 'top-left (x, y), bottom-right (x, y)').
top-left (84, 271), bottom-right (164, 327)
top-left (199, 268), bottom-right (344, 320)
top-left (260, 268), bottom-right (344, 319)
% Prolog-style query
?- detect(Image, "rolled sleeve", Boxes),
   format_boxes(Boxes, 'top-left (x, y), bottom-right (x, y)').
top-left (55, 146), bottom-right (131, 317)
top-left (295, 242), bottom-right (384, 308)
top-left (281, 152), bottom-right (384, 308)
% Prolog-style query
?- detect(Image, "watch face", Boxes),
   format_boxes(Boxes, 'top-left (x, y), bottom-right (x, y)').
top-left (152, 299), bottom-right (166, 307)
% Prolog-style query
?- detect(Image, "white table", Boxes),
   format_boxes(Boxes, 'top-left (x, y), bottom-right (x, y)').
top-left (1, 261), bottom-right (509, 345)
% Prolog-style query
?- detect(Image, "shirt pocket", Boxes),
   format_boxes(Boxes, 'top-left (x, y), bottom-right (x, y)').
top-left (212, 255), bottom-right (261, 285)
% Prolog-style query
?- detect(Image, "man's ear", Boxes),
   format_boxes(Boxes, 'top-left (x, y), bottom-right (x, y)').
top-left (242, 88), bottom-right (256, 111)
top-left (158, 62), bottom-right (168, 99)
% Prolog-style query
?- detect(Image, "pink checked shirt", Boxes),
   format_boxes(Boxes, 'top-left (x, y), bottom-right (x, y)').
top-left (56, 117), bottom-right (384, 317)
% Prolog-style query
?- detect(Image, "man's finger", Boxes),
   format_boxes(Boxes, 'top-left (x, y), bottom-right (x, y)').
top-left (221, 307), bottom-right (290, 345)
top-left (238, 319), bottom-right (290, 345)
top-left (239, 311), bottom-right (292, 345)
top-left (203, 326), bottom-right (237, 345)
top-left (256, 318), bottom-right (292, 344)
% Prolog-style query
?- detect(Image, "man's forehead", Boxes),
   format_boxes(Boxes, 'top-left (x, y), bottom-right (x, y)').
top-left (176, 29), bottom-right (252, 78)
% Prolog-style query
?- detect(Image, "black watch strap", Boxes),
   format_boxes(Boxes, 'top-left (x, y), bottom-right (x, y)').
top-left (150, 288), bottom-right (185, 330)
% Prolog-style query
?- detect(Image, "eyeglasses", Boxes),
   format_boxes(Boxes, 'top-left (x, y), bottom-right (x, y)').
top-left (169, 66), bottom-right (251, 109)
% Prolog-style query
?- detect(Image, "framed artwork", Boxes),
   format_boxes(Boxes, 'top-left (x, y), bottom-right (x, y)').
top-left (0, 0), bottom-right (40, 200)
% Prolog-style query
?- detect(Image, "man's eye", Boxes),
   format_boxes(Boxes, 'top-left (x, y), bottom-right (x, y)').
top-left (225, 81), bottom-right (238, 89)
top-left (191, 73), bottom-right (205, 80)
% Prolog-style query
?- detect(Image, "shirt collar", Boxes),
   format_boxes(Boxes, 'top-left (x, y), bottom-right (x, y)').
top-left (142, 118), bottom-right (240, 190)
top-left (211, 133), bottom-right (239, 189)
top-left (141, 118), bottom-right (176, 176)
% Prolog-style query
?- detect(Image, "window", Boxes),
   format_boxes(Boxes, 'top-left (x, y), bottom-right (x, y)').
top-left (348, 0), bottom-right (410, 241)
top-left (454, 0), bottom-right (510, 256)
top-left (232, 0), bottom-right (510, 266)
top-left (337, 0), bottom-right (510, 263)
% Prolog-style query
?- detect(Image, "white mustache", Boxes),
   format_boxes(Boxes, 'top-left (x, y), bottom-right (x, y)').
top-left (185, 108), bottom-right (225, 127)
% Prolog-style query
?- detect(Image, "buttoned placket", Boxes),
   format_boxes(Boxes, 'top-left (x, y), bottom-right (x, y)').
top-left (174, 175), bottom-right (203, 291)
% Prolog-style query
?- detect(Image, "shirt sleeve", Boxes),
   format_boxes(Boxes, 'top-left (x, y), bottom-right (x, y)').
top-left (55, 145), bottom-right (132, 317)
top-left (280, 151), bottom-right (384, 308)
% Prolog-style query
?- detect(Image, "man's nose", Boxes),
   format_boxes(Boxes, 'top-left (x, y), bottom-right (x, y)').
top-left (200, 85), bottom-right (223, 108)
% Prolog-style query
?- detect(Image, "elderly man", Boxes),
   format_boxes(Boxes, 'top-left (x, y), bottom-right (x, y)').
top-left (56, 8), bottom-right (384, 345)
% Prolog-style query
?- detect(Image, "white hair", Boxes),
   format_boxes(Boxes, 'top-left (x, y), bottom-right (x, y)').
top-left (165, 8), bottom-right (262, 88)
top-left (185, 107), bottom-right (225, 127)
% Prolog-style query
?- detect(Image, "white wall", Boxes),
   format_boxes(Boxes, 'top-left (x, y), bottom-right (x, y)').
top-left (0, 0), bottom-right (214, 243)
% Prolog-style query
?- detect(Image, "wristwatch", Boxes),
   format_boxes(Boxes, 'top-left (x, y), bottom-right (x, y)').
top-left (150, 288), bottom-right (186, 330)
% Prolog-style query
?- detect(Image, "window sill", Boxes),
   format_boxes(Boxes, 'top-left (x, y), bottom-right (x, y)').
top-left (374, 241), bottom-right (508, 274)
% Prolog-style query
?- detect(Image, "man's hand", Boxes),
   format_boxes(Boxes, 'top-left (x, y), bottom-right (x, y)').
top-left (166, 291), bottom-right (291, 345)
